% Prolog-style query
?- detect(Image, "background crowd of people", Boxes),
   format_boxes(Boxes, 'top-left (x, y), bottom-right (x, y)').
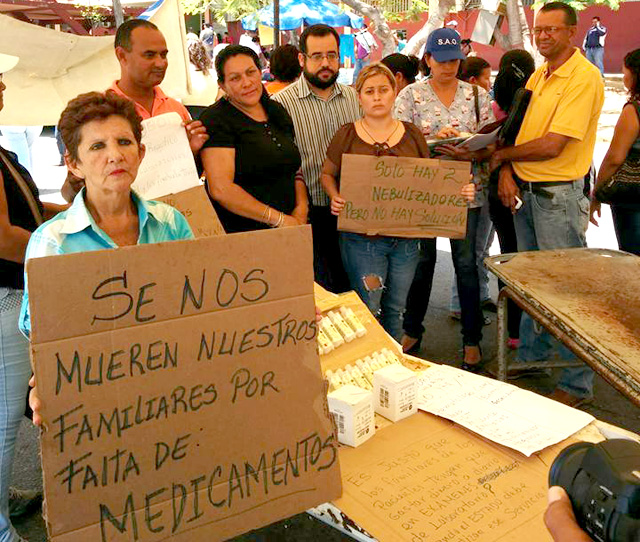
top-left (0, 2), bottom-right (639, 540)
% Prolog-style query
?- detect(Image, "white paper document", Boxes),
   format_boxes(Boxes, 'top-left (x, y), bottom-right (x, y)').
top-left (132, 112), bottom-right (202, 199)
top-left (456, 126), bottom-right (501, 151)
top-left (417, 364), bottom-right (594, 456)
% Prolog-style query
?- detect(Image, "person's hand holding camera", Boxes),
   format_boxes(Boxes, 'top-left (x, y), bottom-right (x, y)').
top-left (545, 487), bottom-right (593, 541)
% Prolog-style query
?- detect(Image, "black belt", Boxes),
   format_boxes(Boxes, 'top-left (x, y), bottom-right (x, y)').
top-left (514, 176), bottom-right (580, 199)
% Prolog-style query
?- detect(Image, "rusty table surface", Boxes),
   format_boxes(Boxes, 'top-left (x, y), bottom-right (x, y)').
top-left (486, 248), bottom-right (640, 405)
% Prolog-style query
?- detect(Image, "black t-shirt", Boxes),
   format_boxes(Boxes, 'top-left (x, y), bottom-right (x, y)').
top-left (200, 95), bottom-right (302, 233)
top-left (0, 146), bottom-right (43, 289)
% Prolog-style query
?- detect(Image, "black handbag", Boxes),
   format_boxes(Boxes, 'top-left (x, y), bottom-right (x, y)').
top-left (595, 100), bottom-right (640, 205)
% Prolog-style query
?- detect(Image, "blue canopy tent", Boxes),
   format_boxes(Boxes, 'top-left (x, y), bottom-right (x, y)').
top-left (242, 0), bottom-right (364, 31)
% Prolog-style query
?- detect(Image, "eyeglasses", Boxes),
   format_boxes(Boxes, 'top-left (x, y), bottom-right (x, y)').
top-left (532, 25), bottom-right (570, 36)
top-left (305, 52), bottom-right (339, 62)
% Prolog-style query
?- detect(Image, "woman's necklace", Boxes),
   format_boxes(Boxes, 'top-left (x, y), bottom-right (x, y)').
top-left (360, 119), bottom-right (401, 156)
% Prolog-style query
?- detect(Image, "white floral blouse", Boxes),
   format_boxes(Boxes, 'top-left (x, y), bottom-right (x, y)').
top-left (394, 79), bottom-right (495, 208)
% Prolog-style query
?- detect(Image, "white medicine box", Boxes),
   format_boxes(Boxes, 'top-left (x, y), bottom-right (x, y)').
top-left (327, 385), bottom-right (375, 447)
top-left (373, 364), bottom-right (418, 422)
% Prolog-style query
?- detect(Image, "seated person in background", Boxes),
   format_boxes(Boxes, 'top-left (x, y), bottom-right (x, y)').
top-left (200, 45), bottom-right (308, 233)
top-left (265, 44), bottom-right (302, 95)
top-left (22, 91), bottom-right (194, 425)
top-left (380, 53), bottom-right (420, 93)
top-left (321, 63), bottom-right (475, 341)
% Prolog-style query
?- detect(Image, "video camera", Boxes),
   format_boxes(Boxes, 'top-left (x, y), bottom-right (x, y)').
top-left (549, 439), bottom-right (640, 541)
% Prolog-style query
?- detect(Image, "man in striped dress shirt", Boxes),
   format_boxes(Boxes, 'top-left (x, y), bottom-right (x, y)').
top-left (272, 24), bottom-right (361, 293)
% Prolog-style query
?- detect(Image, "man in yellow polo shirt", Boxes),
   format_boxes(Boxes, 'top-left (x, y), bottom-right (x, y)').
top-left (490, 1), bottom-right (604, 407)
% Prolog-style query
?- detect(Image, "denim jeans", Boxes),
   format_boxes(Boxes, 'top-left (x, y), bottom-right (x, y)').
top-left (611, 205), bottom-right (640, 256)
top-left (0, 288), bottom-right (31, 542)
top-left (585, 47), bottom-right (605, 76)
top-left (0, 126), bottom-right (42, 175)
top-left (450, 202), bottom-right (494, 312)
top-left (404, 207), bottom-right (483, 346)
top-left (514, 178), bottom-right (594, 399)
top-left (340, 232), bottom-right (420, 342)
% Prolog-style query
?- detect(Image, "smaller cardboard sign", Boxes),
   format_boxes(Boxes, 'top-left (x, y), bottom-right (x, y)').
top-left (338, 155), bottom-right (470, 239)
top-left (156, 186), bottom-right (225, 238)
top-left (133, 112), bottom-right (202, 199)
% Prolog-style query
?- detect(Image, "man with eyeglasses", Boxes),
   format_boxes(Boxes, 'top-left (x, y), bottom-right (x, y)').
top-left (273, 24), bottom-right (360, 293)
top-left (490, 1), bottom-right (604, 408)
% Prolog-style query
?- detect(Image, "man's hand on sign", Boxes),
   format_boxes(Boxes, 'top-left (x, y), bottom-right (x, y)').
top-left (330, 195), bottom-right (346, 216)
top-left (544, 487), bottom-right (593, 542)
top-left (185, 120), bottom-right (209, 154)
top-left (589, 199), bottom-right (601, 226)
top-left (461, 183), bottom-right (476, 203)
top-left (498, 164), bottom-right (521, 213)
top-left (280, 214), bottom-right (306, 227)
top-left (28, 375), bottom-right (43, 428)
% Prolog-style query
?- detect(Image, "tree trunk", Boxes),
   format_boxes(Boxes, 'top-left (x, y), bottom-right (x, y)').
top-left (517, 0), bottom-right (541, 64)
top-left (404, 0), bottom-right (455, 57)
top-left (112, 0), bottom-right (124, 28)
top-left (339, 0), bottom-right (396, 57)
top-left (506, 0), bottom-right (523, 49)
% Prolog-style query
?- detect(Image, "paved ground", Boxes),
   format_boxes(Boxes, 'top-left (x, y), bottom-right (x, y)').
top-left (5, 82), bottom-right (640, 541)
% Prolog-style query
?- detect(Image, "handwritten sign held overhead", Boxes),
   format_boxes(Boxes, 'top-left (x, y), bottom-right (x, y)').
top-left (26, 226), bottom-right (341, 542)
top-left (337, 155), bottom-right (471, 239)
top-left (133, 112), bottom-right (202, 199)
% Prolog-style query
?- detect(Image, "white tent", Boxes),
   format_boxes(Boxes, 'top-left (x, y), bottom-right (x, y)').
top-left (0, 0), bottom-right (217, 125)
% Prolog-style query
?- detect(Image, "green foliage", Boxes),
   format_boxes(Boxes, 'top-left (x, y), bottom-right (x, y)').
top-left (214, 0), bottom-right (269, 19)
top-left (75, 4), bottom-right (108, 24)
top-left (381, 0), bottom-right (428, 22)
top-left (180, 0), bottom-right (211, 15)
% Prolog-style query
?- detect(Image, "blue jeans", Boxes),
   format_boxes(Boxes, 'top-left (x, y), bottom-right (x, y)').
top-left (611, 205), bottom-right (640, 256)
top-left (352, 57), bottom-right (369, 85)
top-left (514, 178), bottom-right (594, 399)
top-left (450, 202), bottom-right (494, 311)
top-left (0, 126), bottom-right (42, 175)
top-left (340, 232), bottom-right (420, 342)
top-left (404, 207), bottom-right (483, 346)
top-left (585, 47), bottom-right (605, 76)
top-left (0, 288), bottom-right (31, 542)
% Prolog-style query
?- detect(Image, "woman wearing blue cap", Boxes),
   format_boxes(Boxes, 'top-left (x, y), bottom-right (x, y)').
top-left (395, 28), bottom-right (495, 370)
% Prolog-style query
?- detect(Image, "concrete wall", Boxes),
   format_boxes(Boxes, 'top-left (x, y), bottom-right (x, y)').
top-left (384, 2), bottom-right (640, 73)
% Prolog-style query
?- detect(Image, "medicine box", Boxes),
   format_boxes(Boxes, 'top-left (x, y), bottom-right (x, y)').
top-left (327, 385), bottom-right (375, 447)
top-left (373, 364), bottom-right (418, 422)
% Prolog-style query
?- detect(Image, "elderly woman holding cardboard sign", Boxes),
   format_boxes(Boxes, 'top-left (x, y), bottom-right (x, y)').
top-left (20, 91), bottom-right (194, 427)
top-left (321, 63), bottom-right (474, 342)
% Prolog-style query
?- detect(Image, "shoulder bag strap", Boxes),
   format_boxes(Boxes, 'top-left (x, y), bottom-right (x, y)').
top-left (473, 85), bottom-right (480, 127)
top-left (0, 149), bottom-right (44, 226)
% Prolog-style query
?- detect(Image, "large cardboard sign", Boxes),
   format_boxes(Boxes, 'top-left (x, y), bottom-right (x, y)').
top-left (335, 412), bottom-right (575, 542)
top-left (27, 227), bottom-right (341, 542)
top-left (337, 155), bottom-right (470, 239)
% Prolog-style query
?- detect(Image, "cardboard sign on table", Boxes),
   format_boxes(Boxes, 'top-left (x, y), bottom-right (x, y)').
top-left (335, 410), bottom-right (576, 542)
top-left (26, 226), bottom-right (341, 542)
top-left (337, 155), bottom-right (470, 239)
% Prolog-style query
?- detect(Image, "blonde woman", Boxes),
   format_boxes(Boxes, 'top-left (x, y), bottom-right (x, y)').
top-left (321, 63), bottom-right (474, 341)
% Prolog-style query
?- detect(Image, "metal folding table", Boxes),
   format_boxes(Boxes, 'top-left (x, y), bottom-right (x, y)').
top-left (486, 249), bottom-right (640, 406)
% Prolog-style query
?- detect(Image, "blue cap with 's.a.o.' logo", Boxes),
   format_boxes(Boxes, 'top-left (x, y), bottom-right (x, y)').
top-left (426, 28), bottom-right (465, 63)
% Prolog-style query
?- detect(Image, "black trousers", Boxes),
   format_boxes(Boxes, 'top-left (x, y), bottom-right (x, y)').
top-left (309, 205), bottom-right (351, 293)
